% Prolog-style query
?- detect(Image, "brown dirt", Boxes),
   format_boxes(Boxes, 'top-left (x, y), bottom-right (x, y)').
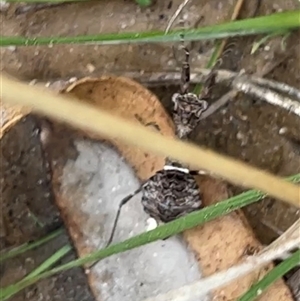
top-left (1, 0), bottom-right (300, 300)
top-left (0, 116), bottom-right (94, 301)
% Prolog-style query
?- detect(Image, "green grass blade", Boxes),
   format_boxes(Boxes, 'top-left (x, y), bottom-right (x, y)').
top-left (1, 245), bottom-right (72, 301)
top-left (135, 0), bottom-right (152, 6)
top-left (251, 29), bottom-right (289, 54)
top-left (1, 173), bottom-right (299, 298)
top-left (193, 40), bottom-right (222, 95)
top-left (193, 0), bottom-right (242, 95)
top-left (0, 228), bottom-right (63, 263)
top-left (25, 245), bottom-right (72, 280)
top-left (1, 11), bottom-right (299, 47)
top-left (5, 0), bottom-right (83, 2)
top-left (238, 250), bottom-right (300, 301)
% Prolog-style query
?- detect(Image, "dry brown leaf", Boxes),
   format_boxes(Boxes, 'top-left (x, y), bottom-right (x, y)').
top-left (62, 77), bottom-right (175, 181)
top-left (0, 98), bottom-right (31, 139)
top-left (52, 77), bottom-right (292, 301)
top-left (184, 176), bottom-right (293, 300)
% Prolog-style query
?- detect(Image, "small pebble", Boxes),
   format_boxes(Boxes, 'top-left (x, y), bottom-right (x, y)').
top-left (279, 127), bottom-right (288, 135)
top-left (167, 59), bottom-right (175, 66)
top-left (146, 218), bottom-right (157, 231)
top-left (25, 257), bottom-right (34, 263)
top-left (6, 46), bottom-right (16, 52)
top-left (236, 131), bottom-right (248, 146)
top-left (69, 77), bottom-right (77, 83)
top-left (40, 123), bottom-right (51, 145)
top-left (29, 79), bottom-right (37, 86)
top-left (48, 80), bottom-right (68, 91)
top-left (86, 63), bottom-right (96, 73)
top-left (182, 13), bottom-right (189, 21)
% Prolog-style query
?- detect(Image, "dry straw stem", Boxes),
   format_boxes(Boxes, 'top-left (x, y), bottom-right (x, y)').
top-left (29, 71), bottom-right (300, 120)
top-left (30, 68), bottom-right (300, 102)
top-left (211, 0), bottom-right (246, 64)
top-left (142, 237), bottom-right (300, 301)
top-left (131, 69), bottom-right (300, 101)
top-left (1, 73), bottom-right (299, 207)
top-left (234, 76), bottom-right (300, 117)
top-left (261, 219), bottom-right (300, 258)
top-left (134, 69), bottom-right (300, 118)
top-left (251, 76), bottom-right (300, 100)
top-left (165, 0), bottom-right (191, 33)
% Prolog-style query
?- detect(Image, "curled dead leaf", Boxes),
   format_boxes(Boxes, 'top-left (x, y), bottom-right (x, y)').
top-left (58, 76), bottom-right (293, 301)
top-left (62, 76), bottom-right (175, 181)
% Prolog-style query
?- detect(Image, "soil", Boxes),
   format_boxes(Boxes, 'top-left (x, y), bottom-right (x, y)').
top-left (1, 0), bottom-right (300, 300)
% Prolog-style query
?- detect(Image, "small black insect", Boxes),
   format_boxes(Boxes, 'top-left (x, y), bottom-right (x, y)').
top-left (106, 36), bottom-right (215, 247)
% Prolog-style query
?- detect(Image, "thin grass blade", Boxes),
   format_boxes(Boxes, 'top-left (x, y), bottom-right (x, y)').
top-left (25, 245), bottom-right (72, 280)
top-left (1, 245), bottom-right (72, 301)
top-left (193, 0), bottom-right (245, 95)
top-left (0, 228), bottom-right (63, 263)
top-left (1, 173), bottom-right (299, 299)
top-left (1, 11), bottom-right (299, 47)
top-left (251, 29), bottom-right (289, 54)
top-left (238, 250), bottom-right (300, 301)
top-left (193, 39), bottom-right (222, 95)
